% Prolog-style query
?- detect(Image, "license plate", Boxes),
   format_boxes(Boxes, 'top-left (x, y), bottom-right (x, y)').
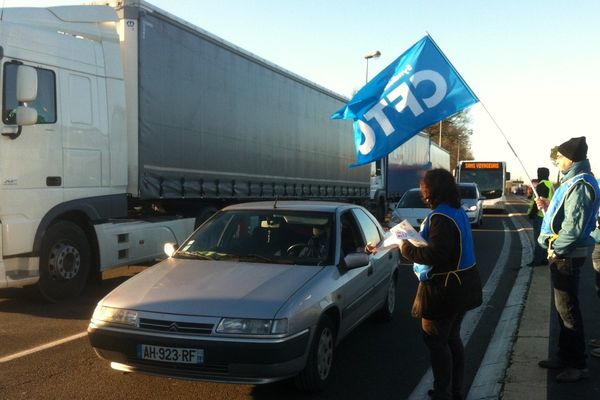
top-left (138, 344), bottom-right (204, 364)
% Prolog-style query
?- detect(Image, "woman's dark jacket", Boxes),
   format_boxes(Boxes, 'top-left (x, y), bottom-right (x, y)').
top-left (401, 211), bottom-right (482, 319)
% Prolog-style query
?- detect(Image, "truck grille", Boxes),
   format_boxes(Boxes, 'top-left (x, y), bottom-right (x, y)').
top-left (139, 318), bottom-right (214, 335)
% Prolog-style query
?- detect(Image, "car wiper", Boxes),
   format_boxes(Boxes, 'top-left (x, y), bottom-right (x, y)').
top-left (238, 254), bottom-right (276, 263)
top-left (174, 251), bottom-right (215, 260)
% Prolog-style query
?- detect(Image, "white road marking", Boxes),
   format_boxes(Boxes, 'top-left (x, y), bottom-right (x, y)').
top-left (0, 331), bottom-right (87, 363)
top-left (466, 206), bottom-right (533, 399)
top-left (476, 228), bottom-right (531, 233)
top-left (408, 220), bottom-right (513, 400)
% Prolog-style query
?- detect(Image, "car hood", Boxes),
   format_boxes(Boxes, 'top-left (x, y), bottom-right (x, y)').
top-left (392, 208), bottom-right (430, 220)
top-left (461, 199), bottom-right (478, 208)
top-left (101, 258), bottom-right (322, 319)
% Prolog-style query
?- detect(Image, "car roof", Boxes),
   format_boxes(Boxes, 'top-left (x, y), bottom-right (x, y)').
top-left (221, 201), bottom-right (357, 213)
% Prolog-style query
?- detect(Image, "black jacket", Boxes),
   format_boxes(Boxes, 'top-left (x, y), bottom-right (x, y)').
top-left (401, 213), bottom-right (482, 319)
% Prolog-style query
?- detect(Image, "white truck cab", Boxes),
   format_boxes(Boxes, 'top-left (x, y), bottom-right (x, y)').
top-left (0, 5), bottom-right (193, 300)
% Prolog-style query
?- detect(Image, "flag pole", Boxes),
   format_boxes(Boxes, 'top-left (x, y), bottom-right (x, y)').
top-left (477, 101), bottom-right (541, 202)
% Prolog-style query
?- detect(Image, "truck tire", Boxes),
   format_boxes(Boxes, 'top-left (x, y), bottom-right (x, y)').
top-left (38, 221), bottom-right (91, 302)
top-left (376, 200), bottom-right (386, 223)
top-left (294, 315), bottom-right (335, 392)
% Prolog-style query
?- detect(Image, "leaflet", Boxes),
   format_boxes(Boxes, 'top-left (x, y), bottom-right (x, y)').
top-left (383, 219), bottom-right (428, 248)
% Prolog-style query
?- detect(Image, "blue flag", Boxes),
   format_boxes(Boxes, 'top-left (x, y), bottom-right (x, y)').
top-left (332, 36), bottom-right (479, 167)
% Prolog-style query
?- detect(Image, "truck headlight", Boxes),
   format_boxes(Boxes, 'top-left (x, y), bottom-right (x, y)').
top-left (92, 303), bottom-right (139, 327)
top-left (216, 318), bottom-right (288, 335)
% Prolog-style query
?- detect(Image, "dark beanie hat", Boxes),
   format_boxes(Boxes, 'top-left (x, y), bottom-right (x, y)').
top-left (537, 167), bottom-right (549, 180)
top-left (557, 136), bottom-right (587, 162)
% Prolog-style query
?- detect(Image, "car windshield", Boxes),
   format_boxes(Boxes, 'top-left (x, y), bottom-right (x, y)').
top-left (397, 190), bottom-right (427, 208)
top-left (459, 186), bottom-right (477, 199)
top-left (176, 210), bottom-right (334, 266)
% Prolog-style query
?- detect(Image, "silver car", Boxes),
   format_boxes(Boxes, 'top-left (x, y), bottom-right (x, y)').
top-left (458, 182), bottom-right (485, 227)
top-left (388, 188), bottom-right (429, 230)
top-left (88, 201), bottom-right (400, 392)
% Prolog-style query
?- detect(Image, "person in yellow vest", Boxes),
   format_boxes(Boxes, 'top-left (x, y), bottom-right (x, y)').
top-left (526, 167), bottom-right (554, 266)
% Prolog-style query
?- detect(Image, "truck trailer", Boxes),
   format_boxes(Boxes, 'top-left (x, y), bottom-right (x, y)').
top-left (0, 1), bottom-right (371, 300)
top-left (0, 1), bottom-right (449, 301)
top-left (370, 132), bottom-right (450, 216)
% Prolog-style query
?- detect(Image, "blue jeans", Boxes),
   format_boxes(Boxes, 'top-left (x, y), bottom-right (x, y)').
top-left (550, 256), bottom-right (586, 368)
top-left (531, 216), bottom-right (546, 264)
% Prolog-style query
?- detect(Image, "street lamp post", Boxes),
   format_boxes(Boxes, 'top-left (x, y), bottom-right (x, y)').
top-left (364, 50), bottom-right (381, 84)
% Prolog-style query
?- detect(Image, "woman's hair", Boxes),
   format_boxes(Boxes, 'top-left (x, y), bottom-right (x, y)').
top-left (420, 168), bottom-right (461, 209)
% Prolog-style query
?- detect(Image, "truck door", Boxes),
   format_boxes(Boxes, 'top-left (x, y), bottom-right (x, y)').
top-left (0, 62), bottom-right (63, 254)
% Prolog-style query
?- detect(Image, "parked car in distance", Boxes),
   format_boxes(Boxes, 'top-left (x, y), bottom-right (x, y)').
top-left (458, 182), bottom-right (485, 227)
top-left (388, 188), bottom-right (429, 230)
top-left (88, 201), bottom-right (400, 392)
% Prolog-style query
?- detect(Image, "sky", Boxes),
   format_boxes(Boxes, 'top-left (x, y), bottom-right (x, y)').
top-left (6, 0), bottom-right (600, 182)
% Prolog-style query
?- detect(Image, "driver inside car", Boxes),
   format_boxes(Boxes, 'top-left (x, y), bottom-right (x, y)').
top-left (299, 226), bottom-right (328, 258)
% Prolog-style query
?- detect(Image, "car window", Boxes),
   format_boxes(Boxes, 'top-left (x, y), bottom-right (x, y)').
top-left (397, 190), bottom-right (427, 208)
top-left (340, 211), bottom-right (367, 256)
top-left (458, 186), bottom-right (477, 199)
top-left (352, 209), bottom-right (381, 247)
top-left (178, 210), bottom-right (334, 265)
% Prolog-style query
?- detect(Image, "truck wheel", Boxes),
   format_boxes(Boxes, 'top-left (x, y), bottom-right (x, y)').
top-left (294, 315), bottom-right (335, 392)
top-left (38, 221), bottom-right (91, 302)
top-left (376, 200), bottom-right (386, 223)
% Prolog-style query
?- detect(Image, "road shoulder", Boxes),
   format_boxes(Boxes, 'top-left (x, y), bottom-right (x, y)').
top-left (502, 265), bottom-right (550, 399)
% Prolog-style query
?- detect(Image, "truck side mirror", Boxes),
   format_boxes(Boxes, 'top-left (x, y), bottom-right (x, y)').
top-left (16, 106), bottom-right (38, 125)
top-left (16, 65), bottom-right (38, 103)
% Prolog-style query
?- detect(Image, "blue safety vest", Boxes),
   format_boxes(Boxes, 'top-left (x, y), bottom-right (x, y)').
top-left (413, 203), bottom-right (476, 281)
top-left (540, 173), bottom-right (600, 239)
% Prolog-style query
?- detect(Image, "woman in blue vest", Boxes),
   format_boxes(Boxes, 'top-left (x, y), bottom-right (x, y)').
top-left (400, 168), bottom-right (482, 400)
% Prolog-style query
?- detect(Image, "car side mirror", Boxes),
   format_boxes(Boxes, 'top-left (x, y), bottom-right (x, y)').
top-left (344, 253), bottom-right (370, 269)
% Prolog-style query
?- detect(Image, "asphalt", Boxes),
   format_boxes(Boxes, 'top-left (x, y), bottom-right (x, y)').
top-left (500, 202), bottom-right (600, 400)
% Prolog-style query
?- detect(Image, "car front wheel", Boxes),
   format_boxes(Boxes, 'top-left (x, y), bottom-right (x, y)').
top-left (376, 273), bottom-right (397, 321)
top-left (294, 315), bottom-right (335, 392)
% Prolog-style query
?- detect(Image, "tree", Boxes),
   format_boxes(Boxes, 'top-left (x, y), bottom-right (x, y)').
top-left (549, 146), bottom-right (561, 184)
top-left (423, 110), bottom-right (474, 169)
top-left (550, 146), bottom-right (559, 166)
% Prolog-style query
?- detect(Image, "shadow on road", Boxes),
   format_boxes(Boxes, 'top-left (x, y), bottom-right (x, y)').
top-left (0, 266), bottom-right (146, 319)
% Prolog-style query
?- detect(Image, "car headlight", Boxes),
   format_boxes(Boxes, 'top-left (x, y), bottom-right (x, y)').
top-left (465, 205), bottom-right (477, 211)
top-left (216, 318), bottom-right (288, 335)
top-left (92, 303), bottom-right (139, 327)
